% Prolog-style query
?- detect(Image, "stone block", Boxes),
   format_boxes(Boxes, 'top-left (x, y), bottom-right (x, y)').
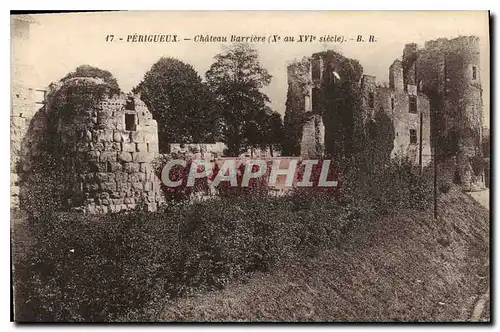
top-left (117, 180), bottom-right (131, 191)
top-left (122, 142), bottom-right (136, 152)
top-left (124, 197), bottom-right (136, 204)
top-left (131, 131), bottom-right (145, 143)
top-left (105, 142), bottom-right (122, 151)
top-left (136, 142), bottom-right (148, 152)
top-left (148, 142), bottom-right (159, 153)
top-left (113, 131), bottom-right (122, 142)
top-left (100, 181), bottom-right (117, 192)
top-left (115, 171), bottom-right (128, 182)
top-left (108, 161), bottom-right (123, 172)
top-left (123, 162), bottom-right (140, 173)
top-left (130, 173), bottom-right (146, 183)
top-left (144, 131), bottom-right (156, 143)
top-left (96, 129), bottom-right (114, 142)
top-left (118, 152), bottom-right (133, 163)
top-left (94, 142), bottom-right (105, 151)
top-left (132, 182), bottom-right (144, 190)
top-left (96, 172), bottom-right (109, 182)
top-left (127, 204), bottom-right (137, 210)
top-left (86, 151), bottom-right (100, 162)
top-left (133, 152), bottom-right (155, 163)
top-left (99, 151), bottom-right (117, 163)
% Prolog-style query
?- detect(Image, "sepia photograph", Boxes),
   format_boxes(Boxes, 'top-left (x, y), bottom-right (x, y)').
top-left (10, 10), bottom-right (490, 322)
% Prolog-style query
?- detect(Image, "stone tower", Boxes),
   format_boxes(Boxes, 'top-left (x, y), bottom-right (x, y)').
top-left (21, 77), bottom-right (164, 214)
top-left (416, 36), bottom-right (484, 190)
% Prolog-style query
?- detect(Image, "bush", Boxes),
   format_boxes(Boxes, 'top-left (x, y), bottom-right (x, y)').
top-left (17, 192), bottom-right (342, 322)
top-left (16, 158), bottom-right (433, 322)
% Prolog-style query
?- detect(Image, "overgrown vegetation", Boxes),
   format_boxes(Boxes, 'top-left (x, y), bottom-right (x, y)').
top-left (14, 159), bottom-right (433, 322)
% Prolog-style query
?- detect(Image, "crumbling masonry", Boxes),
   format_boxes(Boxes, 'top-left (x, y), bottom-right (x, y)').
top-left (18, 80), bottom-right (164, 214)
top-left (288, 36), bottom-right (484, 191)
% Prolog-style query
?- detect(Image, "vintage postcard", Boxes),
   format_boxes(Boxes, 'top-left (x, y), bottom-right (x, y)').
top-left (10, 11), bottom-right (490, 322)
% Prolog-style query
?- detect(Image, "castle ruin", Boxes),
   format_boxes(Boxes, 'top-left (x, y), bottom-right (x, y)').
top-left (288, 37), bottom-right (485, 191)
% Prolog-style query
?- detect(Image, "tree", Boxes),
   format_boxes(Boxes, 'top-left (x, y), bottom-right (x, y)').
top-left (245, 106), bottom-right (284, 156)
top-left (61, 65), bottom-right (120, 95)
top-left (134, 57), bottom-right (221, 153)
top-left (206, 44), bottom-right (272, 156)
top-left (260, 108), bottom-right (284, 156)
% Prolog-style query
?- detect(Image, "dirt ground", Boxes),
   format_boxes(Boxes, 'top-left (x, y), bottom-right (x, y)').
top-left (161, 188), bottom-right (490, 322)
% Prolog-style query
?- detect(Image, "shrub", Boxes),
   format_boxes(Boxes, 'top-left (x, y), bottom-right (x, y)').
top-left (16, 158), bottom-right (433, 322)
top-left (17, 192), bottom-right (343, 322)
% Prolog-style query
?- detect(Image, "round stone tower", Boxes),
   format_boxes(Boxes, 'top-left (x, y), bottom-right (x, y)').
top-left (416, 36), bottom-right (484, 190)
top-left (40, 77), bottom-right (164, 213)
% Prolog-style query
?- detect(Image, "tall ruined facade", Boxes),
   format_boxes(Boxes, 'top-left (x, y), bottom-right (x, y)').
top-left (286, 37), bottom-right (484, 191)
top-left (361, 62), bottom-right (432, 167)
top-left (285, 49), bottom-right (430, 167)
top-left (415, 36), bottom-right (484, 190)
top-left (11, 15), bottom-right (47, 207)
top-left (284, 51), bottom-right (364, 161)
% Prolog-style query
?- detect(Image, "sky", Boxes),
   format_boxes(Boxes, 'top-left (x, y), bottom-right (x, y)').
top-left (17, 11), bottom-right (489, 125)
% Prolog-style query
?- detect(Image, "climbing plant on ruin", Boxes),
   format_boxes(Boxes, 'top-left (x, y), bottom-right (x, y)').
top-left (322, 54), bottom-right (365, 162)
top-left (283, 57), bottom-right (311, 156)
top-left (61, 65), bottom-right (120, 96)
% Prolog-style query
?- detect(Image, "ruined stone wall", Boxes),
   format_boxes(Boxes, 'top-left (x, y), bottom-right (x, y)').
top-left (60, 91), bottom-right (163, 213)
top-left (361, 65), bottom-right (432, 167)
top-left (19, 78), bottom-right (164, 214)
top-left (300, 113), bottom-right (325, 159)
top-left (11, 15), bottom-right (46, 208)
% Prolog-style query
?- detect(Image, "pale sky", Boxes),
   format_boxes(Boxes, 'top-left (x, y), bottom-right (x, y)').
top-left (18, 11), bottom-right (489, 125)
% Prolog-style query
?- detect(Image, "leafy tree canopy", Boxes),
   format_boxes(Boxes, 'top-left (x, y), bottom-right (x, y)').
top-left (135, 57), bottom-right (221, 152)
top-left (206, 44), bottom-right (273, 156)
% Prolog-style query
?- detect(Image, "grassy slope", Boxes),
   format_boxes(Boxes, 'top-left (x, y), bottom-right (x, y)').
top-left (161, 188), bottom-right (490, 322)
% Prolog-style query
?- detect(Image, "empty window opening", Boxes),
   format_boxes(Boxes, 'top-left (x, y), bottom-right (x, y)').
top-left (409, 95), bottom-right (417, 113)
top-left (472, 66), bottom-right (477, 80)
top-left (311, 58), bottom-right (321, 81)
top-left (368, 92), bottom-right (374, 108)
top-left (410, 129), bottom-right (417, 144)
top-left (125, 114), bottom-right (136, 131)
top-left (391, 97), bottom-right (395, 110)
top-left (312, 88), bottom-right (322, 110)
